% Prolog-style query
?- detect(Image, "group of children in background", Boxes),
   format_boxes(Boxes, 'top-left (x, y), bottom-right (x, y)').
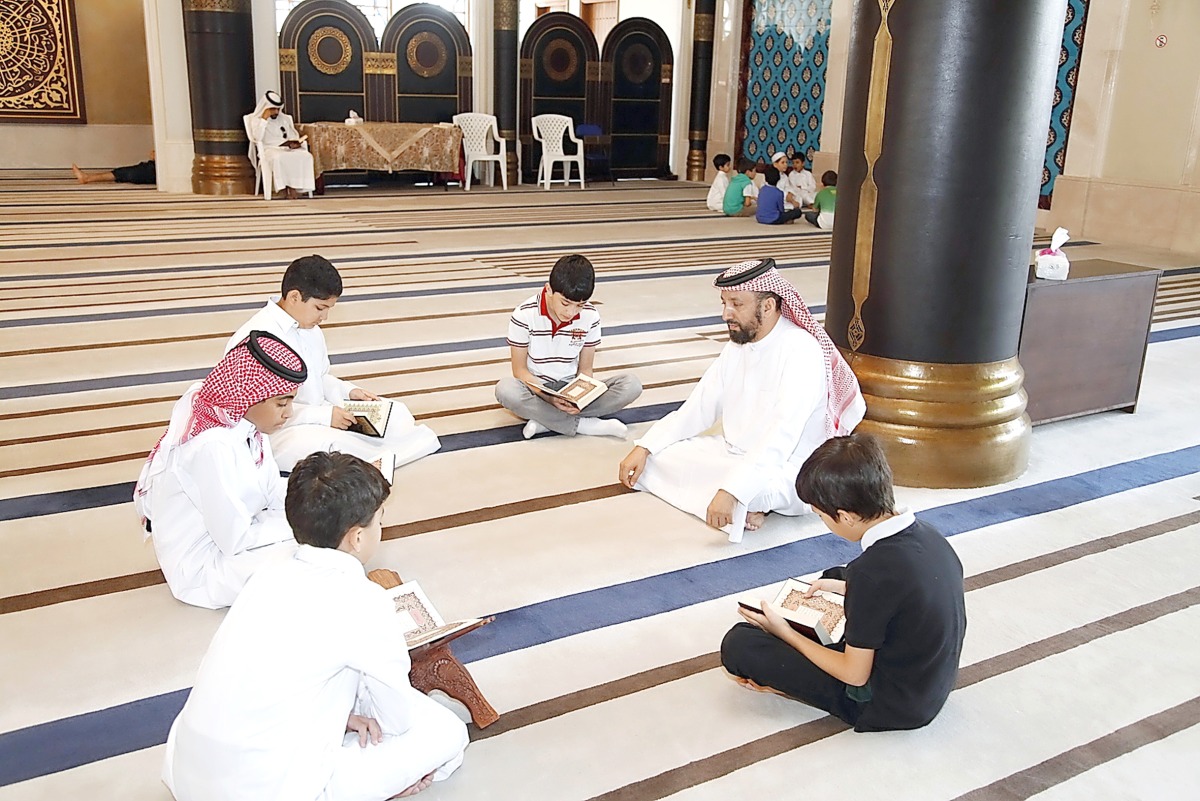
top-left (706, 151), bottom-right (837, 229)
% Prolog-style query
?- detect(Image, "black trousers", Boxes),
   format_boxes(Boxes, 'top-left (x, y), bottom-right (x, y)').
top-left (720, 621), bottom-right (863, 726)
top-left (770, 207), bottom-right (806, 224)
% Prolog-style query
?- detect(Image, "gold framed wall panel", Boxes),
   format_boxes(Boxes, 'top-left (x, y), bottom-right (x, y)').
top-left (0, 0), bottom-right (87, 123)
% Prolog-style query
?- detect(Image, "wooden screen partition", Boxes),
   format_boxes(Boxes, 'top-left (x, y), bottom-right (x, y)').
top-left (518, 13), bottom-right (601, 183)
top-left (279, 0), bottom-right (378, 123)
top-left (602, 18), bottom-right (673, 178)
top-left (381, 3), bottom-right (473, 123)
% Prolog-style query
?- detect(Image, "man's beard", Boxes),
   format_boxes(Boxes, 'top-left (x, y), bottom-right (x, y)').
top-left (727, 305), bottom-right (763, 344)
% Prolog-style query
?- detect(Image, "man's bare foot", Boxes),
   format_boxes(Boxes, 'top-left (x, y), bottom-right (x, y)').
top-left (389, 772), bottom-right (435, 798)
top-left (71, 164), bottom-right (86, 184)
top-left (745, 511), bottom-right (767, 531)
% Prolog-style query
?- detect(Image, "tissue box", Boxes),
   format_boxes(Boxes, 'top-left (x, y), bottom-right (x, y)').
top-left (1035, 248), bottom-right (1069, 281)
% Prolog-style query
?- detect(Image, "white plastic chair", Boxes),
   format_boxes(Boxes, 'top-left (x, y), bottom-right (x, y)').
top-left (242, 112), bottom-right (313, 201)
top-left (532, 114), bottom-right (585, 190)
top-left (452, 112), bottom-right (507, 191)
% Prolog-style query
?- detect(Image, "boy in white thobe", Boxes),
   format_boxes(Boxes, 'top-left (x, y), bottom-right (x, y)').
top-left (135, 331), bottom-right (308, 609)
top-left (247, 91), bottom-right (316, 198)
top-left (163, 452), bottom-right (468, 801)
top-left (228, 254), bottom-right (440, 472)
top-left (619, 258), bottom-right (866, 543)
top-left (788, 155), bottom-right (818, 207)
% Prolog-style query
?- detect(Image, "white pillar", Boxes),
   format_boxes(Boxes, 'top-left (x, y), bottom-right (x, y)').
top-left (251, 0), bottom-right (281, 99)
top-left (471, 0), bottom-right (494, 114)
top-left (143, 0), bottom-right (194, 193)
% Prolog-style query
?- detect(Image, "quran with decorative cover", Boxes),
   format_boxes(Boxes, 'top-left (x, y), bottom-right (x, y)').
top-left (387, 580), bottom-right (487, 651)
top-left (522, 374), bottom-right (608, 410)
top-left (739, 578), bottom-right (846, 645)
top-left (344, 400), bottom-right (392, 437)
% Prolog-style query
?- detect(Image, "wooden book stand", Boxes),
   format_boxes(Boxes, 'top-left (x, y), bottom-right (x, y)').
top-left (368, 569), bottom-right (499, 729)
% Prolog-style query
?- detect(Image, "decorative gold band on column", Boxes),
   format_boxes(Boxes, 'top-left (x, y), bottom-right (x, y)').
top-left (495, 0), bottom-right (519, 31)
top-left (686, 149), bottom-right (707, 182)
top-left (364, 52), bottom-right (397, 75)
top-left (688, 129), bottom-right (708, 140)
top-left (694, 13), bottom-right (715, 42)
top-left (183, 0), bottom-right (250, 12)
top-left (193, 128), bottom-right (246, 142)
top-left (192, 153), bottom-right (256, 195)
top-left (844, 350), bottom-right (1031, 488)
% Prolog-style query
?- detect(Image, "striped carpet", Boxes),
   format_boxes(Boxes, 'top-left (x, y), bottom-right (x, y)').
top-left (1, 172), bottom-right (1198, 801)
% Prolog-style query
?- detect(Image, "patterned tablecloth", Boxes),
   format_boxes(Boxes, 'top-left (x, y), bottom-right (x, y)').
top-left (297, 121), bottom-right (462, 176)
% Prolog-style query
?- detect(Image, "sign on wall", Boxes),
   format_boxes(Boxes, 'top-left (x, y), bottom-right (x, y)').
top-left (0, 0), bottom-right (87, 123)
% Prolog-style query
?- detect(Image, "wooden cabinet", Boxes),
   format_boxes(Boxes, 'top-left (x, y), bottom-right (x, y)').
top-left (1018, 259), bottom-right (1161, 425)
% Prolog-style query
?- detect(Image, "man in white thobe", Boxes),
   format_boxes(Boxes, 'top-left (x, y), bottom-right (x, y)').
top-left (619, 258), bottom-right (866, 543)
top-left (163, 453), bottom-right (467, 801)
top-left (247, 91), bottom-right (316, 199)
top-left (227, 254), bottom-right (440, 473)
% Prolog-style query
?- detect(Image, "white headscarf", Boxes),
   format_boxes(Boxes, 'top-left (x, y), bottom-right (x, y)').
top-left (251, 90), bottom-right (285, 119)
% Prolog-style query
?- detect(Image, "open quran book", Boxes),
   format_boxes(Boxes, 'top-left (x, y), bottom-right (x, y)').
top-left (344, 399), bottom-right (392, 438)
top-left (371, 452), bottom-right (396, 486)
top-left (739, 578), bottom-right (846, 645)
top-left (524, 375), bottom-right (608, 410)
top-left (387, 580), bottom-right (487, 651)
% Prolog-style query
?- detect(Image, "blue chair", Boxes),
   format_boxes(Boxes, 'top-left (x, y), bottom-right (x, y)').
top-left (575, 123), bottom-right (613, 185)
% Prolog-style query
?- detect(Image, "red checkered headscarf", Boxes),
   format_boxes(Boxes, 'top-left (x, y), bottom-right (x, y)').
top-left (714, 258), bottom-right (866, 437)
top-left (135, 332), bottom-right (306, 518)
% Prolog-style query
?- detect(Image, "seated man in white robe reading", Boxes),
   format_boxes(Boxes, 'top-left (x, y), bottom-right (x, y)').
top-left (163, 452), bottom-right (468, 801)
top-left (619, 258), bottom-right (866, 543)
top-left (227, 254), bottom-right (440, 473)
top-left (135, 331), bottom-right (307, 608)
top-left (247, 91), bottom-right (316, 199)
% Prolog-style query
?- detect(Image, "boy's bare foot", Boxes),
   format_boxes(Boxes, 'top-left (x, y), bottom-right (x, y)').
top-left (389, 771), bottom-right (435, 798)
top-left (745, 511), bottom-right (767, 531)
top-left (71, 164), bottom-right (86, 184)
top-left (731, 675), bottom-right (789, 697)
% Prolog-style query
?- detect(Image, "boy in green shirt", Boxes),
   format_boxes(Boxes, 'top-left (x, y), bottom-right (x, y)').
top-left (804, 170), bottom-right (838, 229)
top-left (723, 159), bottom-right (758, 217)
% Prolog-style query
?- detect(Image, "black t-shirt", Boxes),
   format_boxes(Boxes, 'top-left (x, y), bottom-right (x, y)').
top-left (843, 518), bottom-right (966, 732)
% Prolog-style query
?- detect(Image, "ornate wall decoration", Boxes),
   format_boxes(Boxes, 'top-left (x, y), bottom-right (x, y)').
top-left (307, 25), bottom-right (352, 76)
top-left (542, 37), bottom-right (579, 82)
top-left (0, 0), bottom-right (86, 123)
top-left (621, 42), bottom-right (655, 84)
top-left (737, 0), bottom-right (832, 164)
top-left (1039, 0), bottom-right (1089, 209)
top-left (405, 31), bottom-right (447, 78)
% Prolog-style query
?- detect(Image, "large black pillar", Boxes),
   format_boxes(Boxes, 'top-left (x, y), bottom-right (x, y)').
top-left (827, 0), bottom-right (1066, 487)
top-left (685, 0), bottom-right (717, 182)
top-left (181, 0), bottom-right (257, 194)
top-left (494, 0), bottom-right (519, 185)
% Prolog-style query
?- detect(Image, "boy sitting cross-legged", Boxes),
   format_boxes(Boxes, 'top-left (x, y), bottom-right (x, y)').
top-left (163, 452), bottom-right (468, 801)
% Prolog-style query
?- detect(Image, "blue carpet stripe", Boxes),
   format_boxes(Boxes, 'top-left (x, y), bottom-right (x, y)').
top-left (1, 442), bottom-right (1198, 786)
top-left (1149, 325), bottom-right (1200, 343)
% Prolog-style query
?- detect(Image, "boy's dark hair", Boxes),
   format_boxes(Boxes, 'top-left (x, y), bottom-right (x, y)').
top-left (737, 158), bottom-right (756, 174)
top-left (763, 165), bottom-right (781, 185)
top-left (281, 254), bottom-right (343, 301)
top-left (286, 452), bottom-right (391, 549)
top-left (796, 432), bottom-right (896, 521)
top-left (822, 170), bottom-right (838, 187)
top-left (713, 153), bottom-right (731, 170)
top-left (548, 254), bottom-right (596, 302)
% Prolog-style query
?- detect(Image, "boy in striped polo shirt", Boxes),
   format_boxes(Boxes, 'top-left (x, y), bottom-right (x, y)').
top-left (496, 254), bottom-right (643, 439)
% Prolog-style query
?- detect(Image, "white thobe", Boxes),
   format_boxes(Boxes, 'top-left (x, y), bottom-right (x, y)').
top-left (634, 317), bottom-right (828, 543)
top-left (789, 169), bottom-right (818, 206)
top-left (227, 301), bottom-right (440, 472)
top-left (249, 112), bottom-right (316, 193)
top-left (142, 415), bottom-right (296, 609)
top-left (163, 546), bottom-right (467, 801)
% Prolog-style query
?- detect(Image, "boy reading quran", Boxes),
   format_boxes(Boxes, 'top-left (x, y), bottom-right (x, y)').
top-left (163, 452), bottom-right (468, 801)
top-left (134, 331), bottom-right (306, 609)
top-left (228, 254), bottom-right (439, 472)
top-left (496, 254), bottom-right (642, 439)
top-left (721, 433), bottom-right (967, 732)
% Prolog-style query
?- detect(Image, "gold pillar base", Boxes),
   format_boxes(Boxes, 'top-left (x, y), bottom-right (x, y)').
top-left (192, 153), bottom-right (256, 195)
top-left (844, 350), bottom-right (1031, 489)
top-left (686, 148), bottom-right (707, 182)
top-left (505, 149), bottom-right (519, 187)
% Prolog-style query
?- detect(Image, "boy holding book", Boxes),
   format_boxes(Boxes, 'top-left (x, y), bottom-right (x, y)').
top-left (721, 432), bottom-right (966, 731)
top-left (163, 452), bottom-right (468, 801)
top-left (496, 254), bottom-right (642, 439)
top-left (228, 254), bottom-right (439, 472)
top-left (706, 153), bottom-right (733, 212)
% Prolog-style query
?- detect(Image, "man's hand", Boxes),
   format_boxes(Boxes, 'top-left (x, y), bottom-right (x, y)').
top-left (284, 140), bottom-right (302, 149)
top-left (346, 714), bottom-right (382, 748)
top-left (803, 578), bottom-right (847, 598)
top-left (349, 388), bottom-right (381, 401)
top-left (260, 108), bottom-right (275, 119)
top-left (706, 489), bottom-right (738, 530)
top-left (331, 406), bottom-right (356, 430)
top-left (548, 396), bottom-right (580, 415)
top-left (619, 446), bottom-right (649, 489)
top-left (737, 600), bottom-right (792, 640)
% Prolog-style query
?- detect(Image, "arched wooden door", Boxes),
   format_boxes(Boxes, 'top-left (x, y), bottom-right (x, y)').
top-left (518, 13), bottom-right (600, 183)
top-left (602, 18), bottom-right (673, 178)
top-left (381, 3), bottom-right (472, 123)
top-left (279, 0), bottom-right (380, 122)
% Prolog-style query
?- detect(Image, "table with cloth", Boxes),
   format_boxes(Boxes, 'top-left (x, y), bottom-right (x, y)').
top-left (297, 121), bottom-right (462, 177)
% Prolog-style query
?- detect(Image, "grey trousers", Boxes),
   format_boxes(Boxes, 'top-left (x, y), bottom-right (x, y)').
top-left (494, 374), bottom-right (643, 436)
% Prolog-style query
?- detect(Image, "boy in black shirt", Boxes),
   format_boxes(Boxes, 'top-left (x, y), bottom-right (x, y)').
top-left (721, 432), bottom-right (966, 731)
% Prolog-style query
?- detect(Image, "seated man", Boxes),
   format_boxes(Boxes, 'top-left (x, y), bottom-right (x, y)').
top-left (722, 432), bottom-right (967, 732)
top-left (163, 452), bottom-right (468, 801)
top-left (247, 91), bottom-right (316, 199)
top-left (227, 254), bottom-right (439, 472)
top-left (72, 151), bottom-right (156, 185)
top-left (618, 258), bottom-right (866, 543)
top-left (134, 331), bottom-right (307, 609)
